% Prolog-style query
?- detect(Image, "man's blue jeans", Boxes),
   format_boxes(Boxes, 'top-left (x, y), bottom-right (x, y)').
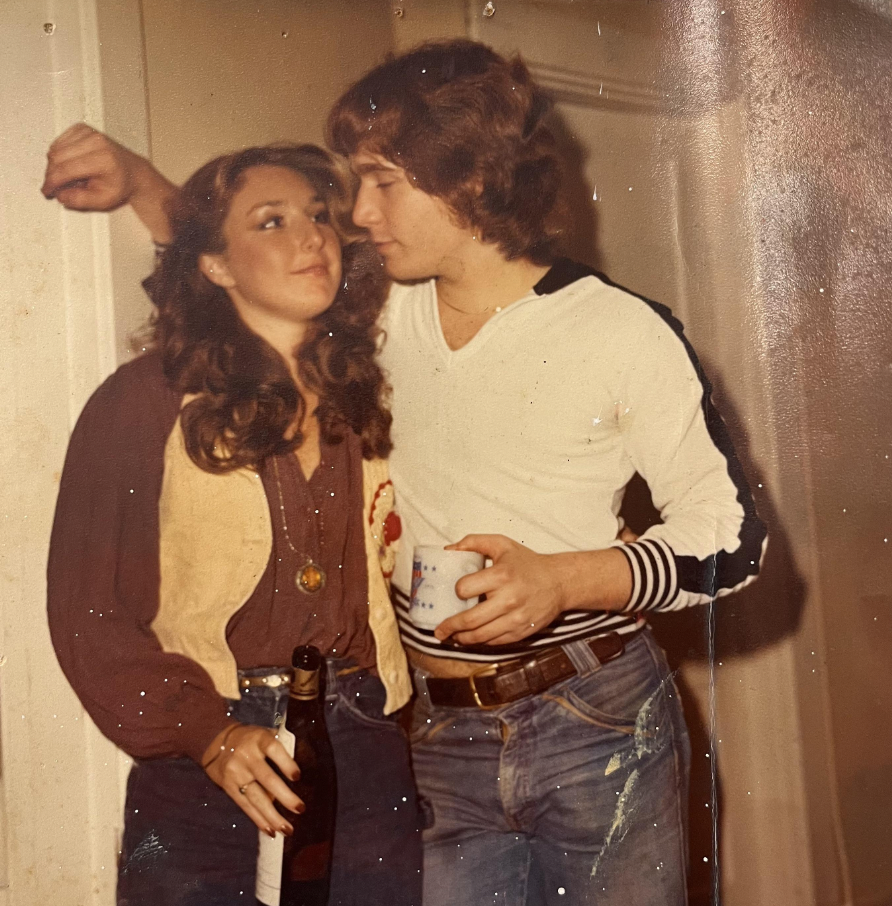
top-left (410, 629), bottom-right (691, 906)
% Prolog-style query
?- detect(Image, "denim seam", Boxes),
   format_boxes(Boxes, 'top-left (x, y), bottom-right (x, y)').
top-left (518, 838), bottom-right (533, 906)
top-left (665, 674), bottom-right (690, 892)
top-left (639, 632), bottom-right (690, 893)
top-left (410, 716), bottom-right (454, 746)
top-left (669, 720), bottom-right (691, 894)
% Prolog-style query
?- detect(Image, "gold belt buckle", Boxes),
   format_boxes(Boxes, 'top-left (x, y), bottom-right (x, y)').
top-left (468, 664), bottom-right (502, 710)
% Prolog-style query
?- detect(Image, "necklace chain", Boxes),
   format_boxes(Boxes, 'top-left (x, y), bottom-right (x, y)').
top-left (271, 456), bottom-right (327, 595)
top-left (437, 295), bottom-right (502, 316)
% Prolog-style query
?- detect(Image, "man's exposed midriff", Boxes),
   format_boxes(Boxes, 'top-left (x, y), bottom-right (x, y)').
top-left (407, 648), bottom-right (498, 679)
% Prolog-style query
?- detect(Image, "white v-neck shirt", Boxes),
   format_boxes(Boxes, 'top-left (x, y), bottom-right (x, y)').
top-left (378, 264), bottom-right (765, 660)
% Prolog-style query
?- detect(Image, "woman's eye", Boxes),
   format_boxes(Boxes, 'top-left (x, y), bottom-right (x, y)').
top-left (312, 209), bottom-right (331, 224)
top-left (376, 180), bottom-right (396, 190)
top-left (259, 215), bottom-right (284, 230)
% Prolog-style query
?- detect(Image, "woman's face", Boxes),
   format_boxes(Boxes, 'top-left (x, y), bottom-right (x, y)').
top-left (200, 165), bottom-right (343, 342)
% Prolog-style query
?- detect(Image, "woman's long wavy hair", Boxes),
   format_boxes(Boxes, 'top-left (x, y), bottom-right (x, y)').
top-left (149, 144), bottom-right (392, 473)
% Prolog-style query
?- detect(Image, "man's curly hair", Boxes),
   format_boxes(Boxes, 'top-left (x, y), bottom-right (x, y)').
top-left (327, 39), bottom-right (565, 264)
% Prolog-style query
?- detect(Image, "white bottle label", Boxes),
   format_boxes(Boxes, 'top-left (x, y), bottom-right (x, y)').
top-left (255, 726), bottom-right (297, 906)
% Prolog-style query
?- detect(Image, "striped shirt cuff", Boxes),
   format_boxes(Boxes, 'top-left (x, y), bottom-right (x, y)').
top-left (614, 538), bottom-right (679, 612)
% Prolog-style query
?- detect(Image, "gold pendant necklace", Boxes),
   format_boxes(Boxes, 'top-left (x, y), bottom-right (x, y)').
top-left (271, 457), bottom-right (327, 595)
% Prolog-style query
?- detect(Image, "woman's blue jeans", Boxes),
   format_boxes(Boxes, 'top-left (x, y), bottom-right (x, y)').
top-left (410, 629), bottom-right (691, 906)
top-left (118, 660), bottom-right (423, 905)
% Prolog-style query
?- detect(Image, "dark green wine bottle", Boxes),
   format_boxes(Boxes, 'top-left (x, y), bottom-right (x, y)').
top-left (256, 646), bottom-right (336, 906)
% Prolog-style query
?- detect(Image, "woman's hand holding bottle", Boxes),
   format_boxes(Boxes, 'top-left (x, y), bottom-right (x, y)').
top-left (201, 723), bottom-right (304, 837)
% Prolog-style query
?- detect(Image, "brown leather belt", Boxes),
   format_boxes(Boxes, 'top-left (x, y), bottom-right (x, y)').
top-left (424, 630), bottom-right (638, 710)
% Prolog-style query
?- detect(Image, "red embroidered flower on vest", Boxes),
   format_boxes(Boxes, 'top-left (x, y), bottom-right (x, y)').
top-left (369, 480), bottom-right (399, 579)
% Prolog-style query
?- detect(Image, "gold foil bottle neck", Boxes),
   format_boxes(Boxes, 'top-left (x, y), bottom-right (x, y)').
top-left (291, 666), bottom-right (320, 701)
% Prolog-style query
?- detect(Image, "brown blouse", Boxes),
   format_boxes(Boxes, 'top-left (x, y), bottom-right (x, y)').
top-left (47, 352), bottom-right (374, 763)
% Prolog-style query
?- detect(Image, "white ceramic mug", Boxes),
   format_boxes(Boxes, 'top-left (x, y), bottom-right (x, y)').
top-left (408, 546), bottom-right (486, 630)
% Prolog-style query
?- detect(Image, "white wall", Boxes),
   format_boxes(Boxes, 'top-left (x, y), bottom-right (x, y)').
top-left (0, 1), bottom-right (152, 901)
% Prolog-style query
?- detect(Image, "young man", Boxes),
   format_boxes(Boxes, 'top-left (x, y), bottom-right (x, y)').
top-left (43, 40), bottom-right (766, 906)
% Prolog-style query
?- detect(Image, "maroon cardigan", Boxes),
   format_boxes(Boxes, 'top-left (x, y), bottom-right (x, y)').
top-left (47, 353), bottom-right (374, 762)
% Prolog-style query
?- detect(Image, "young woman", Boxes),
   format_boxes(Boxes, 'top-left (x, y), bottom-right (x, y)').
top-left (47, 144), bottom-right (421, 905)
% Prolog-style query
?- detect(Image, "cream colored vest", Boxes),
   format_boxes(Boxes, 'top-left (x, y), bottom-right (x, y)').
top-left (151, 414), bottom-right (411, 714)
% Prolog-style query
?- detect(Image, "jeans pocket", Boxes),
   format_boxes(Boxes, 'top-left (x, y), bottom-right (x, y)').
top-left (408, 697), bottom-right (434, 745)
top-left (543, 636), bottom-right (667, 734)
top-left (542, 687), bottom-right (639, 733)
top-left (409, 714), bottom-right (453, 746)
top-left (333, 674), bottom-right (401, 730)
top-left (407, 697), bottom-right (457, 746)
top-left (417, 795), bottom-right (435, 830)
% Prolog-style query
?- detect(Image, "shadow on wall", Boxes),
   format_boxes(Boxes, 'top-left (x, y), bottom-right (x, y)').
top-left (643, 366), bottom-right (806, 662)
top-left (621, 367), bottom-right (806, 905)
top-left (545, 109), bottom-right (602, 272)
top-left (732, 2), bottom-right (892, 902)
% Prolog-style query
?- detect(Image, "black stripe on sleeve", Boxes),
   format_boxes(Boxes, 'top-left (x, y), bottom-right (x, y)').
top-left (645, 538), bottom-right (677, 610)
top-left (619, 538), bottom-right (681, 613)
top-left (533, 260), bottom-right (768, 606)
top-left (637, 301), bottom-right (767, 601)
top-left (617, 543), bottom-right (646, 611)
top-left (535, 259), bottom-right (767, 605)
top-left (637, 540), bottom-right (662, 610)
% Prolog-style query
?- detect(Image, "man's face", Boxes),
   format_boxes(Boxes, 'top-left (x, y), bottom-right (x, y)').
top-left (350, 150), bottom-right (477, 282)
